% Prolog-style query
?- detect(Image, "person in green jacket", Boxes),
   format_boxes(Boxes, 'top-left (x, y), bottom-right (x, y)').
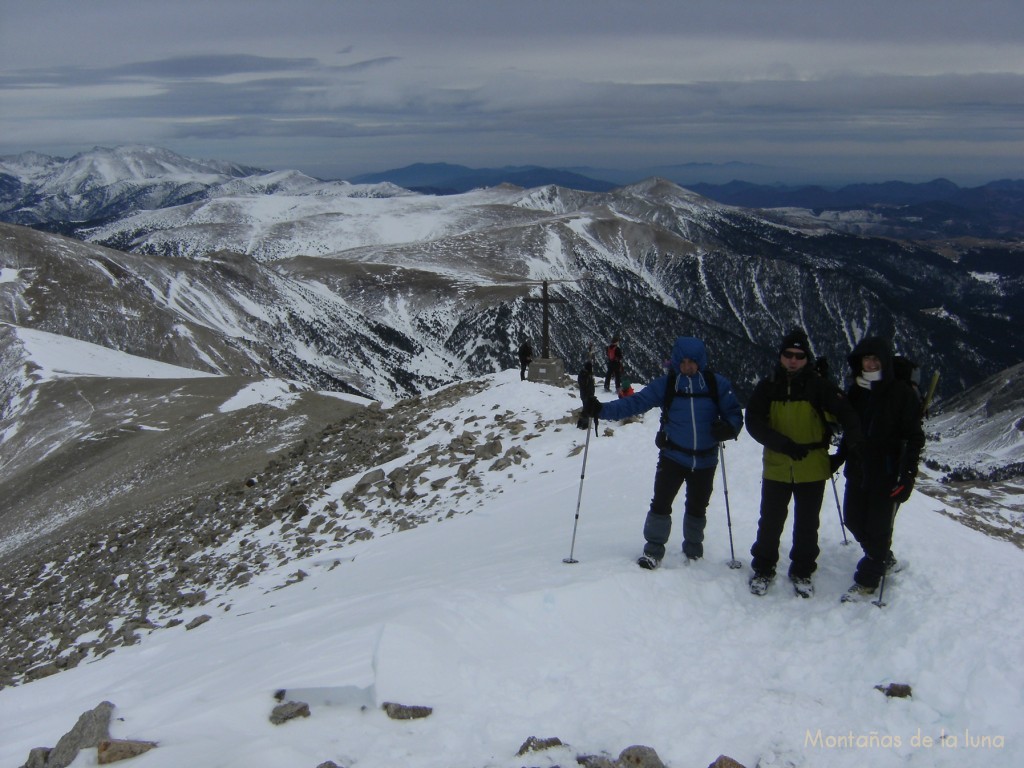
top-left (745, 328), bottom-right (863, 597)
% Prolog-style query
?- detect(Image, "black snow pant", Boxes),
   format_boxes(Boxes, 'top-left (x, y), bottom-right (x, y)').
top-left (641, 454), bottom-right (716, 560)
top-left (750, 478), bottom-right (825, 580)
top-left (605, 360), bottom-right (622, 392)
top-left (519, 359), bottom-right (530, 380)
top-left (842, 479), bottom-right (899, 589)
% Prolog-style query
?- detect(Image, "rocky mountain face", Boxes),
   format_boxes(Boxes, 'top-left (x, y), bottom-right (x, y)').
top-left (2, 149), bottom-right (1021, 406)
top-left (921, 362), bottom-right (1024, 545)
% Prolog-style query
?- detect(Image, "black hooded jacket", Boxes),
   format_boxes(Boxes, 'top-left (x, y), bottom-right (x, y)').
top-left (842, 337), bottom-right (925, 488)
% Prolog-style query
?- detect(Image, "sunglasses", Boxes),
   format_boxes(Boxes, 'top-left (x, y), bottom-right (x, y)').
top-left (781, 350), bottom-right (807, 360)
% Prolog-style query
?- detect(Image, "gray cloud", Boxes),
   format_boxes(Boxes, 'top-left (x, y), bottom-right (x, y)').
top-left (1, 0), bottom-right (1022, 184)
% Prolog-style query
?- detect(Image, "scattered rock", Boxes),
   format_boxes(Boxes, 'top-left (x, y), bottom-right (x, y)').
top-left (97, 739), bottom-right (158, 764)
top-left (875, 682), bottom-right (913, 698)
top-left (28, 701), bottom-right (115, 768)
top-left (618, 745), bottom-right (666, 768)
top-left (354, 469), bottom-right (385, 491)
top-left (270, 701), bottom-right (311, 724)
top-left (708, 756), bottom-right (747, 768)
top-left (576, 755), bottom-right (618, 768)
top-left (381, 701), bottom-right (433, 720)
top-left (185, 614), bottom-right (212, 630)
top-left (516, 735), bottom-right (565, 755)
top-left (22, 747), bottom-right (51, 768)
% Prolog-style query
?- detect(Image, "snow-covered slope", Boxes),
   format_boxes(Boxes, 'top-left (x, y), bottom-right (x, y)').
top-left (0, 370), bottom-right (1020, 768)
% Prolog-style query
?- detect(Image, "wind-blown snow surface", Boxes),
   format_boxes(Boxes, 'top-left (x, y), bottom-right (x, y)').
top-left (11, 325), bottom-right (218, 380)
top-left (1, 371), bottom-right (1021, 768)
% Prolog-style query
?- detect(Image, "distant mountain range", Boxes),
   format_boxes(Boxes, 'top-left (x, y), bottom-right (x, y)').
top-left (5, 147), bottom-right (1023, 240)
top-left (351, 162), bottom-right (1024, 239)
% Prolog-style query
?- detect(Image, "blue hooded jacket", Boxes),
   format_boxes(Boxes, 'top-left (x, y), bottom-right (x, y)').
top-left (596, 337), bottom-right (745, 469)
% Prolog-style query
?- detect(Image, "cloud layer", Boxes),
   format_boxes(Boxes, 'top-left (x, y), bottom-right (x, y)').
top-left (2, 0), bottom-right (1022, 183)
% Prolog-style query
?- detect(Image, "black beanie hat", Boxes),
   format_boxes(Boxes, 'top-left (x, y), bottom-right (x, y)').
top-left (779, 327), bottom-right (811, 356)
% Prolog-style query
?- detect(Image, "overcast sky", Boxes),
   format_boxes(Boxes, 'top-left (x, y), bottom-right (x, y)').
top-left (1, 0), bottom-right (1022, 184)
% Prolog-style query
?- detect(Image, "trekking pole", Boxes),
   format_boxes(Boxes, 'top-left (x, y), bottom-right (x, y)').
top-left (873, 501), bottom-right (901, 608)
top-left (719, 444), bottom-right (742, 569)
top-left (830, 474), bottom-right (850, 545)
top-left (563, 421), bottom-right (592, 564)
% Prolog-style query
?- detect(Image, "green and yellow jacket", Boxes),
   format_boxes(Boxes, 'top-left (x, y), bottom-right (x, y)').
top-left (745, 365), bottom-right (862, 483)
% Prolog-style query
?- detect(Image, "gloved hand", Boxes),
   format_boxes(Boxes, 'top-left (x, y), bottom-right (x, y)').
top-left (710, 419), bottom-right (735, 442)
top-left (782, 439), bottom-right (809, 461)
top-left (829, 452), bottom-right (845, 473)
top-left (889, 474), bottom-right (915, 503)
top-left (582, 396), bottom-right (603, 419)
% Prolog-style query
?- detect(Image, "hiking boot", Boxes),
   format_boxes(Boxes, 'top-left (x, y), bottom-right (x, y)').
top-left (884, 554), bottom-right (904, 574)
top-left (637, 554), bottom-right (661, 570)
top-left (790, 576), bottom-right (814, 599)
top-left (749, 573), bottom-right (774, 596)
top-left (684, 555), bottom-right (702, 566)
top-left (840, 583), bottom-right (876, 603)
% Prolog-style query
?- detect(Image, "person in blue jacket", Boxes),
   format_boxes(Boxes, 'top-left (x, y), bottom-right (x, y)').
top-left (581, 336), bottom-right (744, 569)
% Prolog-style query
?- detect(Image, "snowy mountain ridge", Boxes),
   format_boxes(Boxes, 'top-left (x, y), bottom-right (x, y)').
top-left (2, 147), bottom-right (1021, 409)
top-left (0, 145), bottom-right (409, 229)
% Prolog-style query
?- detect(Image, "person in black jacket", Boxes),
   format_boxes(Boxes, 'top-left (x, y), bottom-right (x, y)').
top-left (744, 328), bottom-right (863, 597)
top-left (837, 337), bottom-right (925, 600)
top-left (518, 339), bottom-right (533, 380)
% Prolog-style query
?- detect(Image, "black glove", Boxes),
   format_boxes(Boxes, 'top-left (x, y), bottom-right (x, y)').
top-left (710, 419), bottom-right (735, 442)
top-left (889, 474), bottom-right (915, 503)
top-left (782, 439), bottom-right (809, 461)
top-left (829, 452), bottom-right (845, 473)
top-left (581, 396), bottom-right (602, 419)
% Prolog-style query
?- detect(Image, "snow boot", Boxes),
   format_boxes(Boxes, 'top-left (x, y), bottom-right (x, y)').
top-left (884, 555), bottom-right (905, 574)
top-left (749, 573), bottom-right (774, 596)
top-left (790, 576), bottom-right (814, 599)
top-left (840, 583), bottom-right (876, 603)
top-left (637, 554), bottom-right (661, 570)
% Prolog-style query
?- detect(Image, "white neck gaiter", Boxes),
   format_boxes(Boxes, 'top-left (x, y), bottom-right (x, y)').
top-left (856, 369), bottom-right (882, 389)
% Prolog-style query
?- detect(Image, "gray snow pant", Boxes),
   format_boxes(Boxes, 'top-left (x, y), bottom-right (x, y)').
top-left (641, 455), bottom-right (716, 560)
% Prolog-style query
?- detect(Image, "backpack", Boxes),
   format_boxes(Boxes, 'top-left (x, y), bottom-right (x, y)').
top-left (655, 370), bottom-right (721, 455)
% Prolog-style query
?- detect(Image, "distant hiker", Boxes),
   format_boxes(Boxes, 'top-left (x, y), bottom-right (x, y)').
top-left (745, 328), bottom-right (863, 598)
top-left (836, 338), bottom-right (925, 601)
top-left (604, 337), bottom-right (624, 392)
top-left (617, 376), bottom-right (635, 398)
top-left (518, 339), bottom-right (533, 381)
top-left (580, 336), bottom-right (744, 568)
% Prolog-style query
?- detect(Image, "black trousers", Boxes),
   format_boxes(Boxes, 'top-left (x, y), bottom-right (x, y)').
top-left (750, 478), bottom-right (825, 579)
top-left (605, 360), bottom-right (621, 391)
top-left (641, 454), bottom-right (716, 560)
top-left (843, 480), bottom-right (899, 588)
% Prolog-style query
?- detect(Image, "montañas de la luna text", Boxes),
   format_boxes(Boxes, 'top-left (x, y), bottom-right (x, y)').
top-left (805, 728), bottom-right (1005, 750)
